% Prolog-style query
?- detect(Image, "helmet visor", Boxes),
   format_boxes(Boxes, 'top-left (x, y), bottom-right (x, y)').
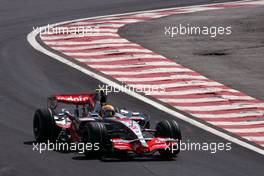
top-left (103, 110), bottom-right (115, 117)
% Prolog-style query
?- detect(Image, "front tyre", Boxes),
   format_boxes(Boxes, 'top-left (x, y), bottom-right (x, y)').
top-left (82, 122), bottom-right (111, 158)
top-left (155, 120), bottom-right (181, 159)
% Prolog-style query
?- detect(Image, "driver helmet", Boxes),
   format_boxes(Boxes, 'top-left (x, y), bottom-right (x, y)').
top-left (100, 104), bottom-right (115, 118)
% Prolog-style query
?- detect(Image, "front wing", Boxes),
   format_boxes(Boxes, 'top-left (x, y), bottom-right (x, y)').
top-left (111, 137), bottom-right (177, 154)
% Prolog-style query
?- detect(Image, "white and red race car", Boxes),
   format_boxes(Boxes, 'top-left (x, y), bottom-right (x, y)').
top-left (33, 91), bottom-right (181, 159)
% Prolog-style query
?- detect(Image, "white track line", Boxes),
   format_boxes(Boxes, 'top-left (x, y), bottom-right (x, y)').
top-left (228, 128), bottom-right (264, 133)
top-left (70, 19), bottom-right (144, 25)
top-left (52, 43), bottom-right (140, 50)
top-left (178, 103), bottom-right (264, 111)
top-left (41, 33), bottom-right (118, 40)
top-left (150, 87), bottom-right (238, 96)
top-left (160, 96), bottom-right (254, 103)
top-left (66, 23), bottom-right (124, 28)
top-left (79, 58), bottom-right (167, 63)
top-left (193, 111), bottom-right (264, 118)
top-left (91, 62), bottom-right (179, 68)
top-left (116, 75), bottom-right (206, 81)
top-left (244, 136), bottom-right (264, 141)
top-left (63, 48), bottom-right (153, 56)
top-left (210, 121), bottom-right (264, 126)
top-left (28, 0), bottom-right (264, 155)
top-left (77, 53), bottom-right (166, 60)
top-left (44, 38), bottom-right (130, 45)
top-left (129, 80), bottom-right (222, 87)
top-left (101, 68), bottom-right (193, 75)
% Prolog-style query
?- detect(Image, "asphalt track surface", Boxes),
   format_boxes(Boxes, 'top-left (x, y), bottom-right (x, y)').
top-left (0, 0), bottom-right (263, 176)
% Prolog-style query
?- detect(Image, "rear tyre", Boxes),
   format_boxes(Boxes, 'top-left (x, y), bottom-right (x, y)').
top-left (155, 120), bottom-right (181, 159)
top-left (33, 109), bottom-right (57, 142)
top-left (82, 122), bottom-right (111, 158)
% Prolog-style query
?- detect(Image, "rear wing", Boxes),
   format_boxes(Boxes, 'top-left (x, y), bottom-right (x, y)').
top-left (48, 94), bottom-right (96, 105)
top-left (47, 91), bottom-right (107, 109)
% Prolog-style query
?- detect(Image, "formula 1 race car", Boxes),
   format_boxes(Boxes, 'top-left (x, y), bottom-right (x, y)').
top-left (33, 91), bottom-right (181, 159)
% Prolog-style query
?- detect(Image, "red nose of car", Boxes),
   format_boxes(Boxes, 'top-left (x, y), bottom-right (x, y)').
top-left (136, 146), bottom-right (150, 153)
